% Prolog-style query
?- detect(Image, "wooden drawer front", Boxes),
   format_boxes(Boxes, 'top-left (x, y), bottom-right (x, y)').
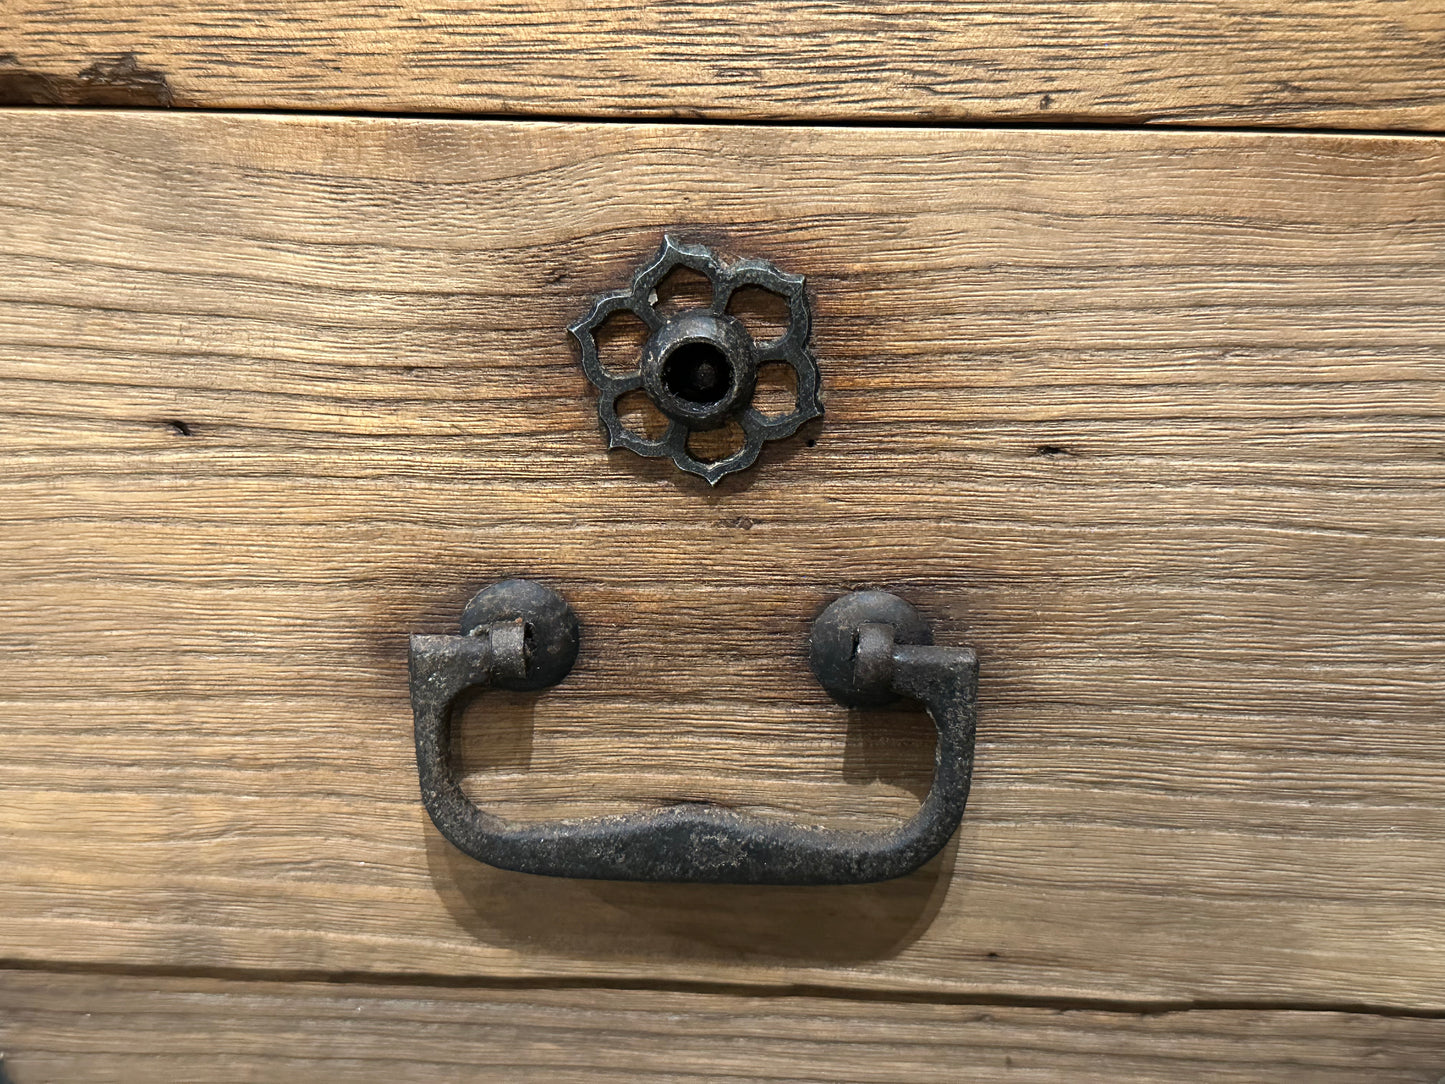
top-left (2, 111), bottom-right (1443, 1009)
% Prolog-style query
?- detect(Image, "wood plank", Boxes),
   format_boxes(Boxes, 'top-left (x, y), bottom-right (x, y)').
top-left (0, 111), bottom-right (1443, 1007)
top-left (2, 1), bottom-right (1445, 129)
top-left (1, 970), bottom-right (1443, 1083)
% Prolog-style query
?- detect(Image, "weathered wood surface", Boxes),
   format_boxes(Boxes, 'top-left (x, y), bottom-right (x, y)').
top-left (3, 1), bottom-right (1445, 129)
top-left (1, 111), bottom-right (1443, 1009)
top-left (2, 971), bottom-right (1442, 1083)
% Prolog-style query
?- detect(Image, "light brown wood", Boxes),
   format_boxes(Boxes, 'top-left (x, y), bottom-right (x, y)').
top-left (1, 110), bottom-right (1443, 1010)
top-left (3, 1), bottom-right (1445, 129)
top-left (2, 970), bottom-right (1443, 1083)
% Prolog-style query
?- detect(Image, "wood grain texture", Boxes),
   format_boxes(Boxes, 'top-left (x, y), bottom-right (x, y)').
top-left (1, 110), bottom-right (1443, 1009)
top-left (3, 1), bottom-right (1445, 129)
top-left (2, 971), bottom-right (1443, 1083)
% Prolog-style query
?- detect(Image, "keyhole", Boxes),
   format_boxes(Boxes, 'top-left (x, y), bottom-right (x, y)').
top-left (661, 342), bottom-right (733, 405)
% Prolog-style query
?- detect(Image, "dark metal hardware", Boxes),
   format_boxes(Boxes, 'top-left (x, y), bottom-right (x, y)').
top-left (570, 236), bottom-right (823, 485)
top-left (410, 580), bottom-right (977, 884)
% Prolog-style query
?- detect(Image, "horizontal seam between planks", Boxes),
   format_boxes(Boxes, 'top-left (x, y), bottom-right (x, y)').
top-left (1, 959), bottom-right (1443, 1020)
top-left (0, 102), bottom-right (1443, 140)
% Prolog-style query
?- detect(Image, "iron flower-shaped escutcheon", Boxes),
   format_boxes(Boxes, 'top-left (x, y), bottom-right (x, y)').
top-left (569, 236), bottom-right (823, 484)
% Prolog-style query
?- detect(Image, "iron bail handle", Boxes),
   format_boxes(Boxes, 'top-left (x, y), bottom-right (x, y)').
top-left (409, 580), bottom-right (978, 885)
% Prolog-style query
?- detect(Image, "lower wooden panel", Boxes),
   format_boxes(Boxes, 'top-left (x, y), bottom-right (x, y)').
top-left (1, 971), bottom-right (1441, 1084)
top-left (1, 111), bottom-right (1443, 1007)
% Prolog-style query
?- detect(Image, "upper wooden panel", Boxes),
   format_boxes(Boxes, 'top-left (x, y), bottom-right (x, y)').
top-left (1, 111), bottom-right (1443, 1008)
top-left (3, 1), bottom-right (1445, 129)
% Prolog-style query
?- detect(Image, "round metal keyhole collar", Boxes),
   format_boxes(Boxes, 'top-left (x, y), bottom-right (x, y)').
top-left (570, 236), bottom-right (823, 485)
top-left (642, 310), bottom-right (756, 429)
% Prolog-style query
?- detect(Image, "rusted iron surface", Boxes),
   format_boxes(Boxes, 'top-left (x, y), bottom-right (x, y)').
top-left (570, 236), bottom-right (823, 484)
top-left (410, 581), bottom-right (977, 884)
